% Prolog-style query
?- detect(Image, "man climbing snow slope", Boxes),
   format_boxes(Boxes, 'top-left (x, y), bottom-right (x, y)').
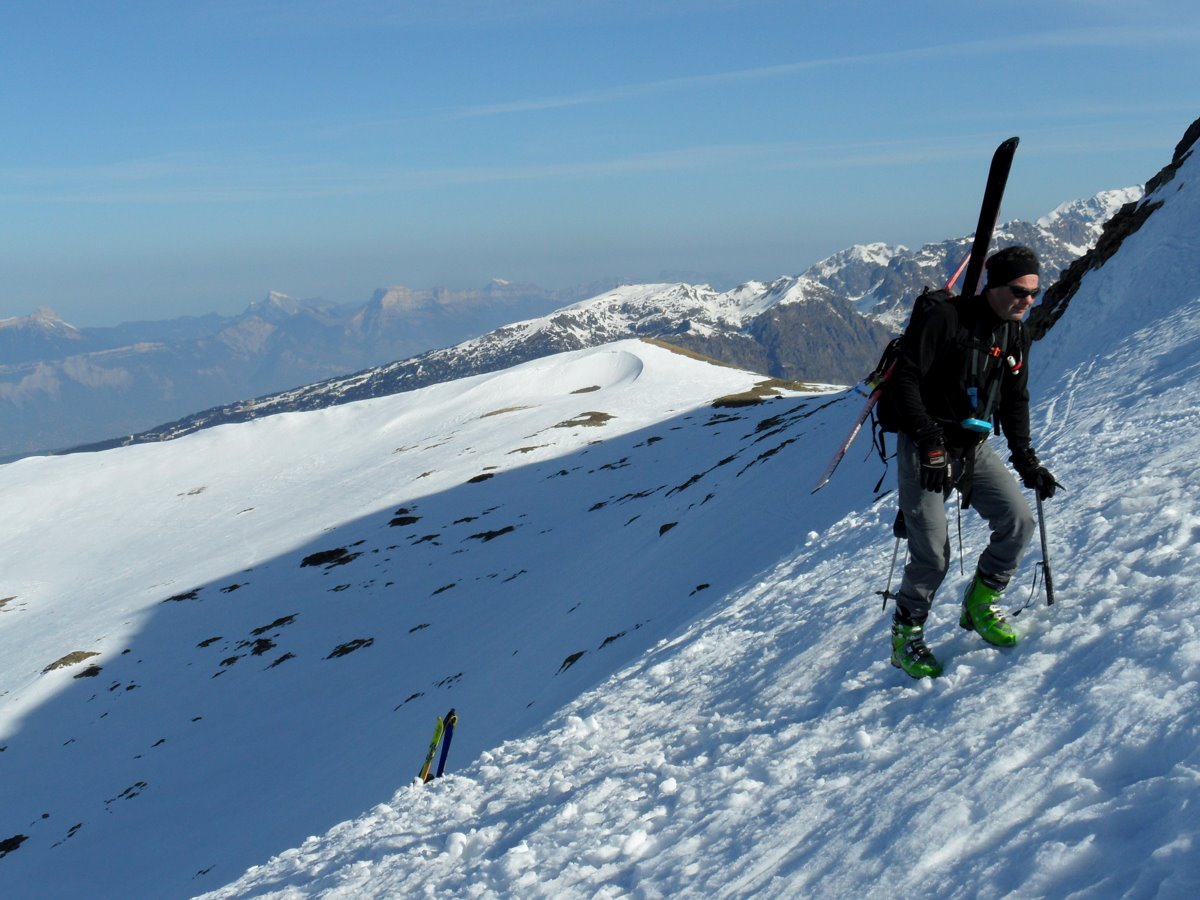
top-left (882, 245), bottom-right (1059, 678)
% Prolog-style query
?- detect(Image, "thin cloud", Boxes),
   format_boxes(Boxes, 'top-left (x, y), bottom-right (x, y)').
top-left (451, 26), bottom-right (1200, 120)
top-left (0, 110), bottom-right (1181, 207)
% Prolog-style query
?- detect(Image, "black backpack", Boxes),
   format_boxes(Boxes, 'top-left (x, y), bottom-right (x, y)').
top-left (872, 286), bottom-right (954, 434)
top-left (873, 286), bottom-right (1022, 438)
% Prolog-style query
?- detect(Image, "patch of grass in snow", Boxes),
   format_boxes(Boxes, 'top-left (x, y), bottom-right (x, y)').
top-left (713, 378), bottom-right (815, 408)
top-left (42, 651), bottom-right (101, 674)
top-left (481, 406), bottom-right (533, 418)
top-left (555, 411), bottom-right (615, 428)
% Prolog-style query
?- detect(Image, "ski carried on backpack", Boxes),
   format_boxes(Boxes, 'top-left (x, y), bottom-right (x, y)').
top-left (809, 354), bottom-right (899, 493)
top-left (811, 136), bottom-right (1019, 493)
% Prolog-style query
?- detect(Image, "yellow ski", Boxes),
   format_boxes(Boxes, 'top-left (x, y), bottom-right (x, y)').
top-left (418, 714), bottom-right (445, 782)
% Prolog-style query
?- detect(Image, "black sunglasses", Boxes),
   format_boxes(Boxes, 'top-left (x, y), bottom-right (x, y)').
top-left (1007, 284), bottom-right (1040, 299)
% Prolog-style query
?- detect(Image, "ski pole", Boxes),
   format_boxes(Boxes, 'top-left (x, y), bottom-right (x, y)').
top-left (1036, 493), bottom-right (1055, 606)
top-left (878, 510), bottom-right (907, 611)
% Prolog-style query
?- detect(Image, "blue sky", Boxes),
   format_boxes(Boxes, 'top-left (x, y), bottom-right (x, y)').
top-left (2, 0), bottom-right (1197, 326)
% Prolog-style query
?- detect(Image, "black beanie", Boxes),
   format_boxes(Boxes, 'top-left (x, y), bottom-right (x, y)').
top-left (985, 245), bottom-right (1040, 287)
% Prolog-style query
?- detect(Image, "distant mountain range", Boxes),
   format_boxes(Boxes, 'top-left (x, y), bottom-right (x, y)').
top-left (1, 187), bottom-right (1141, 460)
top-left (0, 281), bottom-right (586, 460)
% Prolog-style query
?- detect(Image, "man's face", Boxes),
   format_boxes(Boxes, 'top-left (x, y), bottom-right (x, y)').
top-left (986, 274), bottom-right (1039, 321)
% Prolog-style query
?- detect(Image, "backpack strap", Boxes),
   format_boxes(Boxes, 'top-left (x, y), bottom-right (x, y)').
top-left (978, 322), bottom-right (1011, 425)
top-left (966, 317), bottom-right (1015, 430)
top-left (870, 409), bottom-right (891, 494)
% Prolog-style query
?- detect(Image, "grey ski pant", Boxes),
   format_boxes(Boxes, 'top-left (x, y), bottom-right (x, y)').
top-left (894, 433), bottom-right (1036, 624)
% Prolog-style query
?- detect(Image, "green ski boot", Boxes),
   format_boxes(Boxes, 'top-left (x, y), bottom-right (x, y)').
top-left (960, 571), bottom-right (1018, 647)
top-left (891, 619), bottom-right (943, 679)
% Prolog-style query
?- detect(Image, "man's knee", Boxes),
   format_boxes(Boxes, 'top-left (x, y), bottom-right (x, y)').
top-left (1012, 502), bottom-right (1036, 550)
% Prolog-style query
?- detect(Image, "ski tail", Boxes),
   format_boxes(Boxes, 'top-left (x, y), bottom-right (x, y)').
top-left (946, 251), bottom-right (971, 293)
top-left (810, 385), bottom-right (884, 493)
top-left (435, 708), bottom-right (458, 778)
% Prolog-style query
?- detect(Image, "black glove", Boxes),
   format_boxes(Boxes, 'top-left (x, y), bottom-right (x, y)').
top-left (918, 440), bottom-right (952, 494)
top-left (1011, 449), bottom-right (1060, 500)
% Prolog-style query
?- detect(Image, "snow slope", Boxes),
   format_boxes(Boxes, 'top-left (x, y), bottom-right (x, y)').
top-left (2, 143), bottom-right (1198, 899)
top-left (201, 317), bottom-right (1200, 895)
top-left (0, 339), bottom-right (846, 897)
top-left (198, 153), bottom-right (1200, 896)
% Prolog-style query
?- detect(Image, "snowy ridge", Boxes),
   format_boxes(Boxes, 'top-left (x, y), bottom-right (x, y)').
top-left (513, 278), bottom-right (833, 337)
top-left (106, 277), bottom-right (854, 443)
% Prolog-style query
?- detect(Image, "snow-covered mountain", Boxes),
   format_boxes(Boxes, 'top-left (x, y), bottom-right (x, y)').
top-left (1035, 187), bottom-right (1145, 254)
top-left (807, 185), bottom-right (1144, 330)
top-left (58, 278), bottom-right (881, 449)
top-left (0, 281), bottom-right (578, 461)
top-left (72, 185), bottom-right (1134, 456)
top-left (1, 118), bottom-right (1198, 898)
top-left (0, 308), bottom-right (84, 363)
top-left (4, 180), bottom-right (1133, 464)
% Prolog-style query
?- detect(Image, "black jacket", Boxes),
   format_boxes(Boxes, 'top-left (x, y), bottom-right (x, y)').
top-left (886, 294), bottom-right (1032, 454)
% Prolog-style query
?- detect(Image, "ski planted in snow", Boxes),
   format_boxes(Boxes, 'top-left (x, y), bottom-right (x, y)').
top-left (810, 136), bottom-right (1020, 493)
top-left (435, 708), bottom-right (458, 778)
top-left (418, 713), bottom-right (446, 782)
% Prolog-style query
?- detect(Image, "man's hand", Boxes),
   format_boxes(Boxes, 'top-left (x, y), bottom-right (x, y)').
top-left (1011, 449), bottom-right (1060, 500)
top-left (919, 441), bottom-right (952, 494)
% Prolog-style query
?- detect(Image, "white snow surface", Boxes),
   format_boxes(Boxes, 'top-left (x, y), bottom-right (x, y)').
top-left (3, 149), bottom-right (1200, 899)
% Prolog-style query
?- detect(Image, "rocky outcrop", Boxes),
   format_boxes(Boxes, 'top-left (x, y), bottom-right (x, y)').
top-left (1029, 116), bottom-right (1200, 341)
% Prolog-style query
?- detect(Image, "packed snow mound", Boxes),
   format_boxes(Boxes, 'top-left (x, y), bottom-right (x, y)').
top-left (455, 346), bottom-right (646, 410)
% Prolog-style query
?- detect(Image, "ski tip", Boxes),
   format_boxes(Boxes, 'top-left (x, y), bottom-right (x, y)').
top-left (990, 137), bottom-right (1019, 164)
